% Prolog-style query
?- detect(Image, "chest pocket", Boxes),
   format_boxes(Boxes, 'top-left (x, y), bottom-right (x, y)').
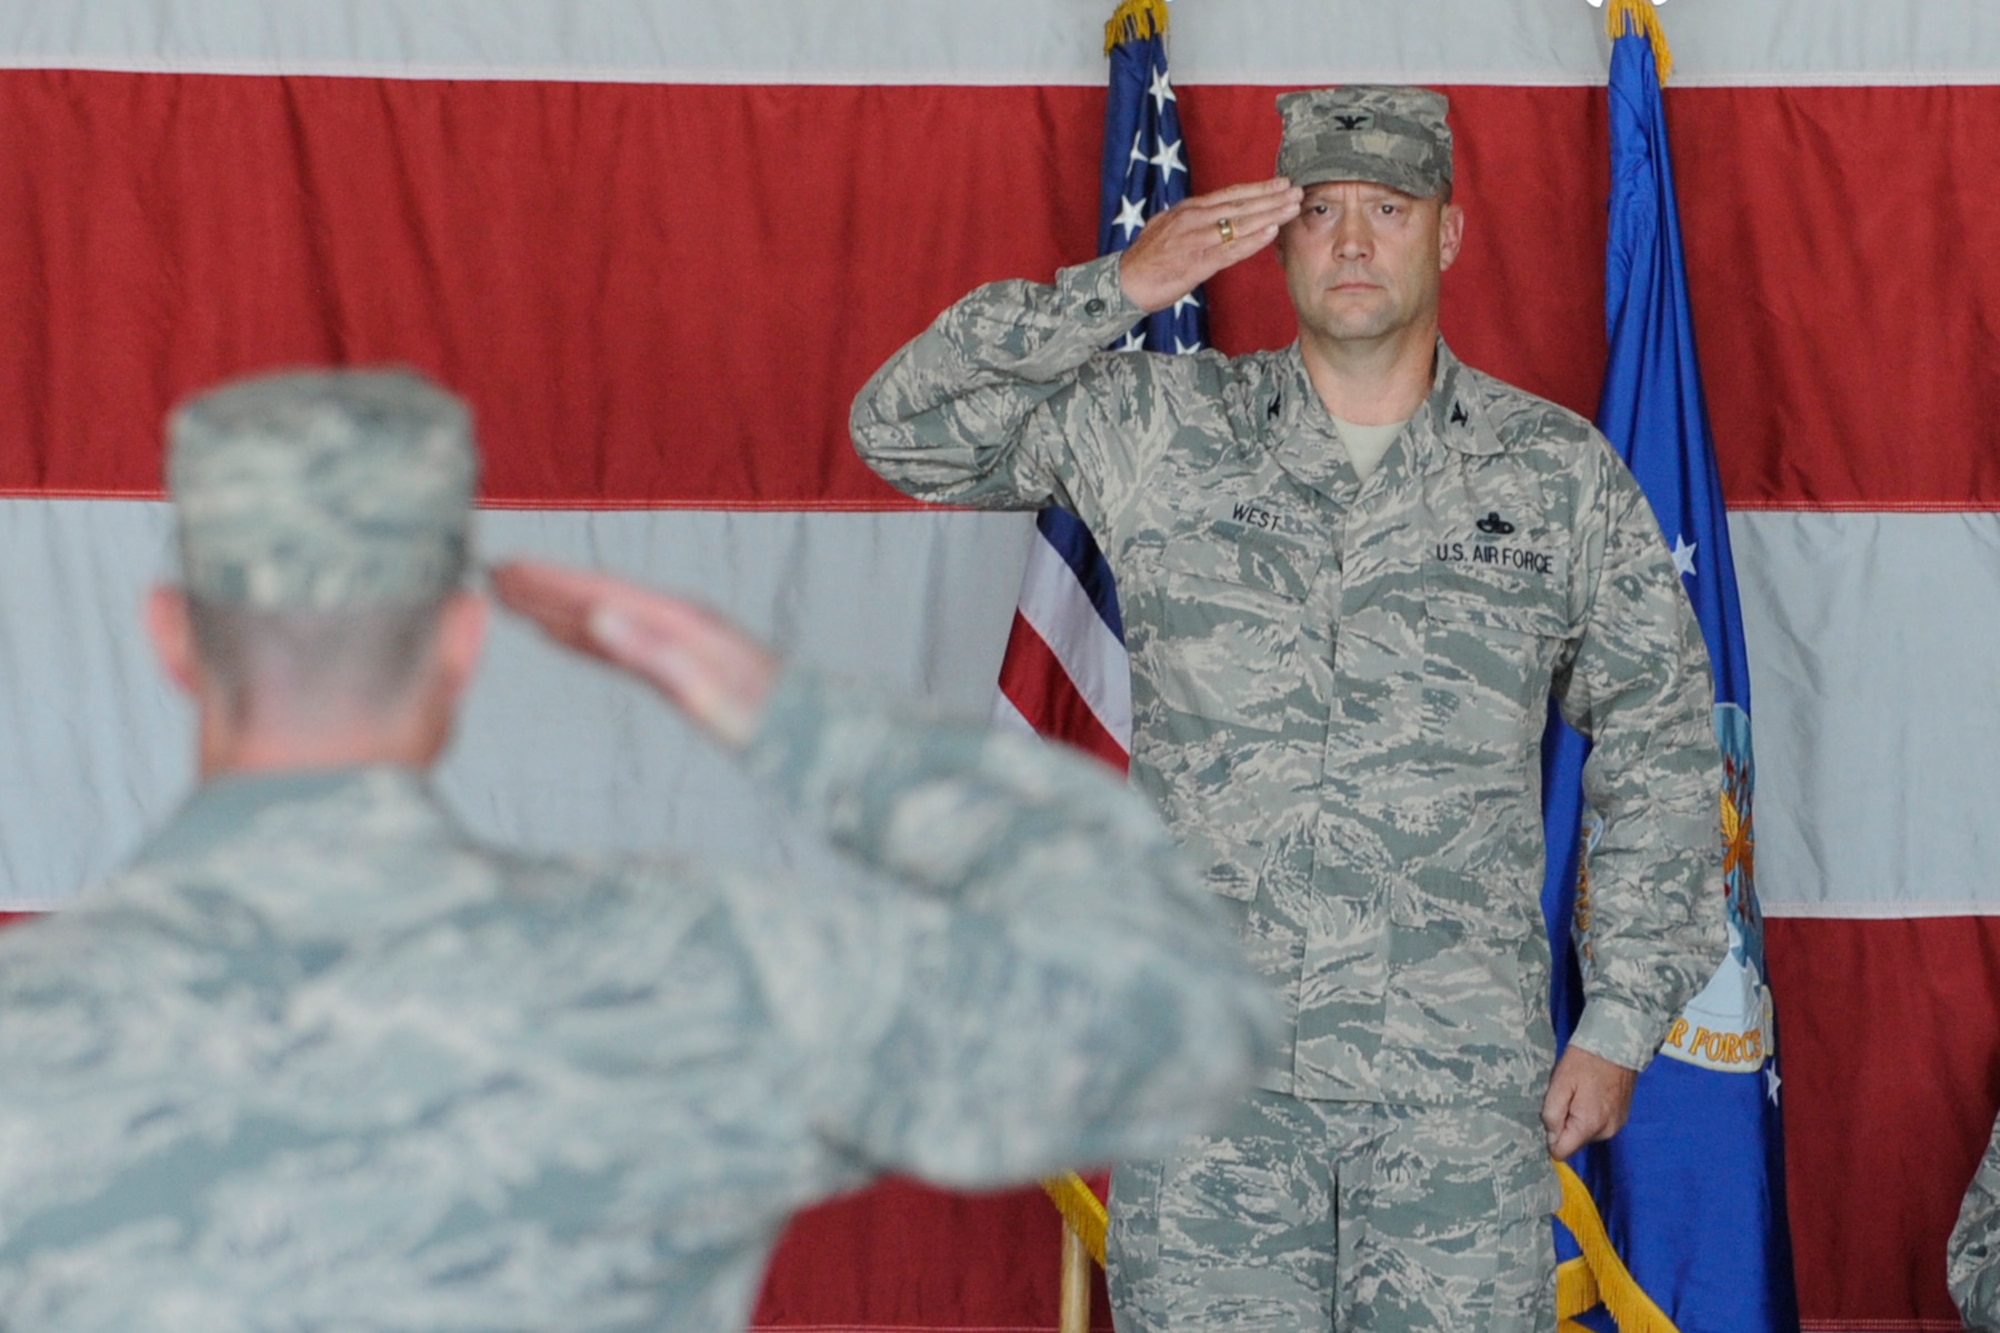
top-left (1421, 512), bottom-right (1574, 761)
top-left (1138, 500), bottom-right (1327, 904)
top-left (1147, 502), bottom-right (1324, 734)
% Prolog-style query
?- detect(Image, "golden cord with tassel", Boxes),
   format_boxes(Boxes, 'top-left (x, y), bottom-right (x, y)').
top-left (1555, 1160), bottom-right (1684, 1332)
top-left (1042, 1170), bottom-right (1108, 1266)
top-left (1603, 0), bottom-right (1674, 85)
top-left (1104, 0), bottom-right (1169, 54)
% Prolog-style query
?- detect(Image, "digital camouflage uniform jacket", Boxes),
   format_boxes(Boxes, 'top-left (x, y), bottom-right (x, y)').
top-left (0, 669), bottom-right (1272, 1332)
top-left (1950, 1112), bottom-right (2000, 1330)
top-left (851, 254), bottom-right (1727, 1112)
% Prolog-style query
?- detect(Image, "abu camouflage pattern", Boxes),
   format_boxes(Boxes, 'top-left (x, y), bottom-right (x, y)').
top-left (0, 668), bottom-right (1273, 1331)
top-left (1275, 86), bottom-right (1453, 200)
top-left (169, 369), bottom-right (477, 610)
top-left (851, 251), bottom-right (1727, 1112)
top-left (1107, 1092), bottom-right (1556, 1331)
top-left (1950, 1112), bottom-right (2000, 1330)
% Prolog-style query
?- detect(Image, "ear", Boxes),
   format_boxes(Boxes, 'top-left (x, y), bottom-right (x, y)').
top-left (1437, 202), bottom-right (1466, 273)
top-left (432, 591), bottom-right (488, 708)
top-left (144, 586), bottom-right (200, 696)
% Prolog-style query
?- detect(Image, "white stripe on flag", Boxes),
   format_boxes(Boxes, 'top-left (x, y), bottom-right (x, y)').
top-left (0, 499), bottom-right (1036, 909)
top-left (0, 0), bottom-right (1990, 86)
top-left (1732, 509), bottom-right (2000, 917)
top-left (1013, 534), bottom-right (1133, 750)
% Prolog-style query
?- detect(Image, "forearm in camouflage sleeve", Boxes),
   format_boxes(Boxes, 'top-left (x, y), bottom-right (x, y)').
top-left (1953, 1113), bottom-right (2000, 1331)
top-left (848, 254), bottom-right (1148, 518)
top-left (744, 666), bottom-right (1277, 1184)
top-left (1559, 458), bottom-right (1729, 1070)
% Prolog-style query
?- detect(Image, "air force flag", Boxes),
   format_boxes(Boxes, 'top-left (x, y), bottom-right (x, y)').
top-left (1540, 6), bottom-right (1802, 1330)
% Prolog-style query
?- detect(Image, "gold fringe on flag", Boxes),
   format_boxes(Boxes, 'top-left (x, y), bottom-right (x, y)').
top-left (1604, 0), bottom-right (1674, 86)
top-left (1558, 1255), bottom-right (1603, 1331)
top-left (1105, 0), bottom-right (1169, 54)
top-left (1042, 1171), bottom-right (1109, 1267)
top-left (1555, 1160), bottom-right (1684, 1333)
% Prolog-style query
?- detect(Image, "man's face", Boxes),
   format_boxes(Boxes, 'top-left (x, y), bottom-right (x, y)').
top-left (1277, 180), bottom-right (1463, 347)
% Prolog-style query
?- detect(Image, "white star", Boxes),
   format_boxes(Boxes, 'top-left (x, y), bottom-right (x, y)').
top-left (1112, 195), bottom-right (1148, 242)
top-left (1149, 137), bottom-right (1187, 181)
top-left (1671, 534), bottom-right (1697, 580)
top-left (1117, 328), bottom-right (1147, 352)
top-left (1170, 291), bottom-right (1202, 320)
top-left (1765, 1065), bottom-right (1782, 1105)
top-left (1148, 67), bottom-right (1177, 113)
top-left (1173, 336), bottom-right (1199, 355)
top-left (1129, 129), bottom-right (1147, 166)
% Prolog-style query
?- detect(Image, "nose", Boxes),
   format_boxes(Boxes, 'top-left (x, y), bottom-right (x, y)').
top-left (1331, 206), bottom-right (1373, 260)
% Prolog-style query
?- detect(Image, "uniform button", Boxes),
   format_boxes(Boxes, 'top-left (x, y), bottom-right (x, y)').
top-left (1084, 298), bottom-right (1107, 316)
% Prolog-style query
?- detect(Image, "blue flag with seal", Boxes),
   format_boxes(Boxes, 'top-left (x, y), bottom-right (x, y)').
top-left (1540, 4), bottom-right (1800, 1331)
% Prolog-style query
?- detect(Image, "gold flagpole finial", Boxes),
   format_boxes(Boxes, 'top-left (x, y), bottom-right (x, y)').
top-left (1603, 0), bottom-right (1674, 85)
top-left (1105, 0), bottom-right (1169, 54)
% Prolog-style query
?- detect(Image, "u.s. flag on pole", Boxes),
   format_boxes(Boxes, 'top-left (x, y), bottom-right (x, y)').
top-left (1542, 5), bottom-right (1801, 1330)
top-left (992, 0), bottom-right (1203, 767)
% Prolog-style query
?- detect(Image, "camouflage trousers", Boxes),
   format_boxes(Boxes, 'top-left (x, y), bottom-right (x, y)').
top-left (1106, 1089), bottom-right (1560, 1332)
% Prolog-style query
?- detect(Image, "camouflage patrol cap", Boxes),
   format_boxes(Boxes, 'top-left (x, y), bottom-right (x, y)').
top-left (1276, 86), bottom-right (1453, 199)
top-left (167, 368), bottom-right (477, 609)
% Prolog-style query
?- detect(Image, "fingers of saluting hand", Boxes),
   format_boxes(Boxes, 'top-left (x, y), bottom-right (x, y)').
top-left (488, 560), bottom-right (617, 660)
top-left (1117, 177), bottom-right (1303, 314)
top-left (489, 559), bottom-right (777, 751)
top-left (1193, 177), bottom-right (1310, 239)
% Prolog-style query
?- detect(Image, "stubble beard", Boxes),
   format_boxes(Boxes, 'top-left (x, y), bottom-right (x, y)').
top-left (1298, 287), bottom-right (1406, 348)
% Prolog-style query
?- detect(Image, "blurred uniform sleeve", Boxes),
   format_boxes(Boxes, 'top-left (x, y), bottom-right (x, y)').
top-left (733, 666), bottom-right (1277, 1187)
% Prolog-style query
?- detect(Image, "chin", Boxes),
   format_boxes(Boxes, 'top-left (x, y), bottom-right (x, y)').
top-left (1320, 313), bottom-right (1400, 343)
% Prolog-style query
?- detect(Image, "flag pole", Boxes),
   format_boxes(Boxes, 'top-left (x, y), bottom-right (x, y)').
top-left (1024, 0), bottom-right (1196, 1322)
top-left (1046, 1171), bottom-right (1107, 1333)
top-left (1058, 1228), bottom-right (1092, 1333)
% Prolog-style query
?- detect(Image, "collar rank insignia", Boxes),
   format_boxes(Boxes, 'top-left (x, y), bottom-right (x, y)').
top-left (1450, 401), bottom-right (1470, 427)
top-left (1476, 511), bottom-right (1516, 536)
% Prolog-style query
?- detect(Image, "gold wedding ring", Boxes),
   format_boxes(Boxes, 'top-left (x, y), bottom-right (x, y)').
top-left (1216, 217), bottom-right (1236, 243)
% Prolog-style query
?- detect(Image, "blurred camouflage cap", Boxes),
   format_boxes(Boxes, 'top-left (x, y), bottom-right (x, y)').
top-left (167, 368), bottom-right (477, 610)
top-left (1276, 86), bottom-right (1453, 199)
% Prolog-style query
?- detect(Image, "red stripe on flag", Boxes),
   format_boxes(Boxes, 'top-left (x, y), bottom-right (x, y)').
top-left (995, 611), bottom-right (1128, 772)
top-left (4, 75), bottom-right (1997, 510)
top-left (753, 1178), bottom-right (1113, 1332)
top-left (0, 71), bottom-right (1102, 507)
top-left (1767, 915), bottom-right (2000, 1331)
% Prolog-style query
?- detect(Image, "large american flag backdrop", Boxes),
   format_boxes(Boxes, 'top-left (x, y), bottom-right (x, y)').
top-left (0, 4), bottom-right (1996, 1331)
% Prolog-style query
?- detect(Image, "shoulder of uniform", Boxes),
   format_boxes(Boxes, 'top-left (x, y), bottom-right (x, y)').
top-left (1206, 347), bottom-right (1295, 429)
top-left (1458, 365), bottom-right (1600, 457)
top-left (1075, 344), bottom-right (1281, 453)
top-left (1094, 342), bottom-right (1254, 385)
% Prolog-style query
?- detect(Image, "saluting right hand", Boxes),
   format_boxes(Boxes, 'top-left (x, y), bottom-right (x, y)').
top-left (490, 559), bottom-right (777, 752)
top-left (1117, 177), bottom-right (1303, 314)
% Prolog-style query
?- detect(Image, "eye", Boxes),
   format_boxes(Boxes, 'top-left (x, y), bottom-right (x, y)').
top-left (1377, 202), bottom-right (1400, 216)
top-left (1310, 202), bottom-right (1330, 215)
